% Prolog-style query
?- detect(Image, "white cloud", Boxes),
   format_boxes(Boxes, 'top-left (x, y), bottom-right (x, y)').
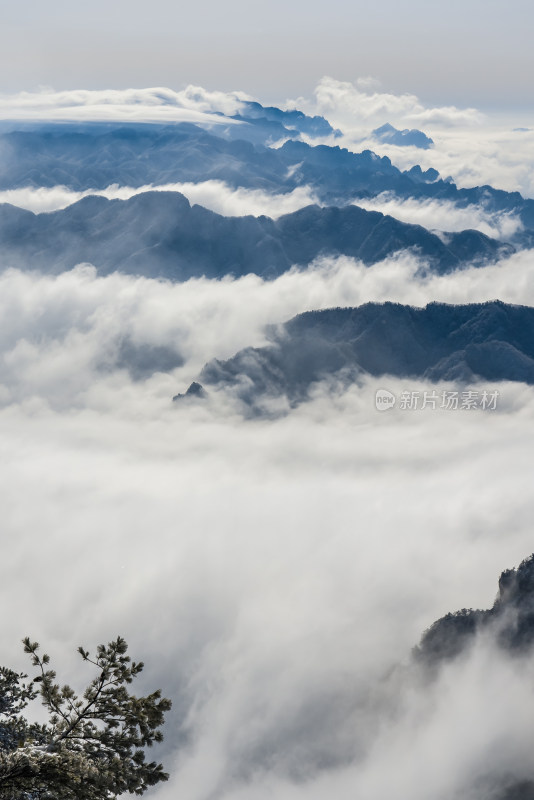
top-left (0, 182), bottom-right (319, 218)
top-left (3, 368), bottom-right (534, 800)
top-left (2, 80), bottom-right (534, 200)
top-left (3, 249), bottom-right (534, 407)
top-left (0, 85), bottom-right (252, 123)
top-left (288, 77), bottom-right (534, 197)
top-left (2, 258), bottom-right (534, 800)
top-left (351, 125), bottom-right (534, 199)
top-left (289, 76), bottom-right (483, 132)
top-left (354, 192), bottom-right (524, 239)
top-left (0, 181), bottom-right (523, 243)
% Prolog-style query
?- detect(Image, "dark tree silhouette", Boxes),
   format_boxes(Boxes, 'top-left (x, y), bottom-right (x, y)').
top-left (0, 636), bottom-right (171, 799)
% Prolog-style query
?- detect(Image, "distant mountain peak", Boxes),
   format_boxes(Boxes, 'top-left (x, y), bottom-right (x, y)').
top-left (172, 381), bottom-right (207, 402)
top-left (404, 164), bottom-right (440, 183)
top-left (372, 122), bottom-right (434, 149)
top-left (236, 100), bottom-right (339, 139)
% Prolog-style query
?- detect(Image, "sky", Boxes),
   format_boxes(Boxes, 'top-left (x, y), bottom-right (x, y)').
top-left (1, 0), bottom-right (533, 110)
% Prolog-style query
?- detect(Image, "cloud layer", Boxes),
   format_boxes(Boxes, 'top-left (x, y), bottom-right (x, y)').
top-left (0, 182), bottom-right (524, 245)
top-left (291, 78), bottom-right (534, 197)
top-left (354, 193), bottom-right (524, 239)
top-left (3, 249), bottom-right (534, 408)
top-left (0, 182), bottom-right (319, 218)
top-left (2, 286), bottom-right (534, 800)
top-left (0, 85), bottom-right (251, 123)
top-left (1, 80), bottom-right (533, 200)
top-left (290, 76), bottom-right (484, 130)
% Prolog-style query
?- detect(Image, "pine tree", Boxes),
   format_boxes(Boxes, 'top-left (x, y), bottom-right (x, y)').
top-left (0, 636), bottom-right (171, 799)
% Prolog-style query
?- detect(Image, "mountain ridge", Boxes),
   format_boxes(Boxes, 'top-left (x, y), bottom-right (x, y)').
top-left (185, 300), bottom-right (534, 412)
top-left (1, 122), bottom-right (532, 239)
top-left (0, 191), bottom-right (509, 278)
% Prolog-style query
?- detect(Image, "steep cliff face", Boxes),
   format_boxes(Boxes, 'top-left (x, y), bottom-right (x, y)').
top-left (414, 554), bottom-right (534, 800)
top-left (416, 554), bottom-right (534, 667)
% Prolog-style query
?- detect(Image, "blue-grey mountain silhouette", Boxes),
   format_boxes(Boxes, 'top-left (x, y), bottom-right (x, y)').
top-left (1, 122), bottom-right (533, 240)
top-left (0, 192), bottom-right (509, 278)
top-left (192, 301), bottom-right (534, 413)
top-left (372, 122), bottom-right (434, 149)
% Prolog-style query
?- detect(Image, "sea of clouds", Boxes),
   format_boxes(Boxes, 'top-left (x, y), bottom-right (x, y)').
top-left (2, 250), bottom-right (534, 799)
top-left (2, 80), bottom-right (534, 800)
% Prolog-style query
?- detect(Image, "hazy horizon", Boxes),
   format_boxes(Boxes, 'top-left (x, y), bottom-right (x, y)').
top-left (1, 0), bottom-right (533, 112)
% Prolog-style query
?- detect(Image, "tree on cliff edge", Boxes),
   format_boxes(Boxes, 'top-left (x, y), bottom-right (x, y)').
top-left (0, 636), bottom-right (171, 799)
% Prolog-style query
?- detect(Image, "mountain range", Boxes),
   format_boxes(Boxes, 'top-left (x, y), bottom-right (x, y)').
top-left (1, 97), bottom-right (533, 283)
top-left (2, 88), bottom-right (534, 800)
top-left (177, 301), bottom-right (534, 413)
top-left (1, 121), bottom-right (533, 238)
top-left (0, 191), bottom-right (510, 277)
